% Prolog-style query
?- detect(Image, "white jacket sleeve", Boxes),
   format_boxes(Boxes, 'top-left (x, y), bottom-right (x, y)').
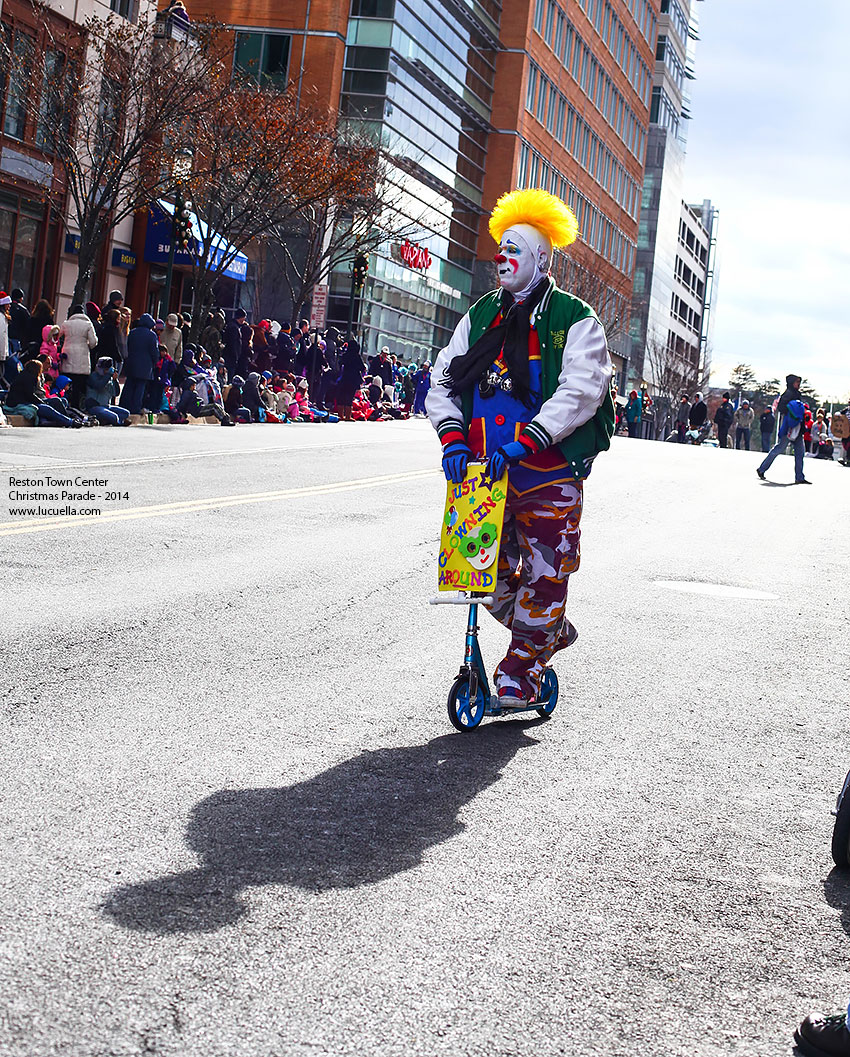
top-left (425, 311), bottom-right (471, 436)
top-left (526, 316), bottom-right (612, 447)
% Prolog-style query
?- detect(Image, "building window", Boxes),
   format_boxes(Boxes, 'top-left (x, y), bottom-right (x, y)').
top-left (3, 29), bottom-right (35, 140)
top-left (526, 64), bottom-right (538, 113)
top-left (234, 31), bottom-right (292, 87)
top-left (109, 0), bottom-right (137, 21)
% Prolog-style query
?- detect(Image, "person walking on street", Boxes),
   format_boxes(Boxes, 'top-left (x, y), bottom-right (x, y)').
top-left (757, 374), bottom-right (810, 484)
top-left (625, 390), bottom-right (642, 438)
top-left (759, 406), bottom-right (775, 452)
top-left (714, 392), bottom-right (735, 449)
top-left (734, 400), bottom-right (754, 450)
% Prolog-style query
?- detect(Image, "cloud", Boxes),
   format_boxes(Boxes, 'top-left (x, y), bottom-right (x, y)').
top-left (683, 0), bottom-right (850, 399)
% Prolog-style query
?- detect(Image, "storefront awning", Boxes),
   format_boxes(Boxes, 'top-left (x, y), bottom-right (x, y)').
top-left (143, 200), bottom-right (248, 282)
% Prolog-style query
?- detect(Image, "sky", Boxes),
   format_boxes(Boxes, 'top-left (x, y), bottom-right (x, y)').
top-left (682, 0), bottom-right (850, 401)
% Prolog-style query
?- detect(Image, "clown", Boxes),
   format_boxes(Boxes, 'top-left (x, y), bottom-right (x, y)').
top-left (426, 188), bottom-right (614, 706)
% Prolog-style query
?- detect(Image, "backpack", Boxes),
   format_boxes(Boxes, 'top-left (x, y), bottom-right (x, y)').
top-left (781, 399), bottom-right (805, 439)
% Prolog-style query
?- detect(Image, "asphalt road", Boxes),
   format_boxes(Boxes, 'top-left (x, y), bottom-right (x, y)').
top-left (1, 420), bottom-right (848, 1057)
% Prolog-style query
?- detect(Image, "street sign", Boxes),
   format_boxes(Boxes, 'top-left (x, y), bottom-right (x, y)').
top-left (310, 284), bottom-right (328, 330)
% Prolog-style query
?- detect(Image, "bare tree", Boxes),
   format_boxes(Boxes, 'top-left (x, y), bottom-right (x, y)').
top-left (644, 330), bottom-right (706, 437)
top-left (182, 86), bottom-right (381, 342)
top-left (550, 249), bottom-right (633, 350)
top-left (5, 7), bottom-right (233, 306)
top-left (264, 132), bottom-right (440, 323)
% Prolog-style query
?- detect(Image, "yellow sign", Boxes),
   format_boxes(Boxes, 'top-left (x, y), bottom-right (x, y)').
top-left (438, 461), bottom-right (507, 592)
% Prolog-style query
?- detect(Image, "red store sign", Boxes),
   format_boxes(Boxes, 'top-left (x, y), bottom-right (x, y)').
top-left (398, 239), bottom-right (432, 271)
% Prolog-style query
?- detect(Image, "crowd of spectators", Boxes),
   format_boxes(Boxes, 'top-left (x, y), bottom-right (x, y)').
top-left (0, 287), bottom-right (435, 429)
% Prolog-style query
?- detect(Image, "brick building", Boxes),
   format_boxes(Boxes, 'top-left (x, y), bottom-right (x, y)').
top-left (0, 0), bottom-right (158, 318)
top-left (190, 0), bottom-right (657, 367)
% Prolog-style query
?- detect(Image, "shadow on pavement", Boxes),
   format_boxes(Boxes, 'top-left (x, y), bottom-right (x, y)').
top-left (103, 722), bottom-right (540, 934)
top-left (823, 869), bottom-right (850, 936)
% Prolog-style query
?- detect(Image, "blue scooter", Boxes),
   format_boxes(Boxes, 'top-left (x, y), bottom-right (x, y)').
top-left (430, 591), bottom-right (558, 732)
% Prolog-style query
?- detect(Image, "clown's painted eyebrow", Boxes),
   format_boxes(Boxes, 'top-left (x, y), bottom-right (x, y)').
top-left (502, 238), bottom-right (521, 253)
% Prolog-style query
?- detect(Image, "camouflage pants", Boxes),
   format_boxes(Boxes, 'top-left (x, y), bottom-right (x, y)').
top-left (490, 480), bottom-right (583, 698)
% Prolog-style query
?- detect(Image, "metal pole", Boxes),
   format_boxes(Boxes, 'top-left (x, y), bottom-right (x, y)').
top-left (159, 194), bottom-right (178, 320)
top-left (347, 267), bottom-right (357, 339)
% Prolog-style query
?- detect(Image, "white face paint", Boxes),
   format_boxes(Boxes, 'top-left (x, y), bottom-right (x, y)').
top-left (493, 224), bottom-right (551, 298)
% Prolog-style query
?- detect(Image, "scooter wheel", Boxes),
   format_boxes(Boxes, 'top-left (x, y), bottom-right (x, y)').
top-left (831, 770), bottom-right (850, 868)
top-left (447, 675), bottom-right (486, 732)
top-left (536, 668), bottom-right (559, 719)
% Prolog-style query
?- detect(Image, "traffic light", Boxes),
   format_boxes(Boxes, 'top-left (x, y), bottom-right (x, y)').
top-left (174, 194), bottom-right (193, 252)
top-left (352, 253), bottom-right (369, 293)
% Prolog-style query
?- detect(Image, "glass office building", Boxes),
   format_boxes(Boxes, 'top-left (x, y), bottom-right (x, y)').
top-left (332, 0), bottom-right (500, 362)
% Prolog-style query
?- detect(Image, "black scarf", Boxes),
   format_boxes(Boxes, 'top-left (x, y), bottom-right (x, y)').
top-left (446, 277), bottom-right (549, 408)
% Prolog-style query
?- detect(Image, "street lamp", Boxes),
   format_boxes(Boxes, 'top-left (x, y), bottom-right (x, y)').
top-left (159, 147), bottom-right (194, 319)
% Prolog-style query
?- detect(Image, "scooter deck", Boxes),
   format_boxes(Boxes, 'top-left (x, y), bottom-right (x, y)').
top-left (484, 694), bottom-right (553, 717)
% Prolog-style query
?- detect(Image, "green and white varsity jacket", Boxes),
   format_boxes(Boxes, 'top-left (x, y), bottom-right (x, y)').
top-left (426, 278), bottom-right (616, 479)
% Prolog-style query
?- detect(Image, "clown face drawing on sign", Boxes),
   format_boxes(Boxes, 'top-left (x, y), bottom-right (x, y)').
top-left (459, 522), bottom-right (499, 571)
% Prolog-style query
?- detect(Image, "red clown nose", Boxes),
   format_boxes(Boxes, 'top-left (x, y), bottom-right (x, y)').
top-left (494, 253), bottom-right (506, 264)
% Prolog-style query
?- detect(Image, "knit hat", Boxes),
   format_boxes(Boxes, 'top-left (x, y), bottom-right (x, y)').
top-left (96, 356), bottom-right (114, 369)
top-left (55, 374), bottom-right (71, 390)
top-left (297, 378), bottom-right (308, 389)
top-left (0, 291), bottom-right (11, 305)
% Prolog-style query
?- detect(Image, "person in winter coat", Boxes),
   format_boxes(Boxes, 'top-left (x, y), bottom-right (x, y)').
top-left (734, 400), bottom-right (754, 449)
top-left (200, 311), bottom-right (225, 363)
top-left (84, 358), bottom-right (130, 425)
top-left (412, 361), bottom-right (431, 416)
top-left (624, 390), bottom-right (642, 437)
top-left (97, 309), bottom-right (124, 371)
top-left (162, 313), bottom-right (183, 362)
top-left (714, 392), bottom-right (735, 449)
top-left (24, 299), bottom-right (54, 358)
top-left (400, 367), bottom-right (415, 411)
top-left (224, 375), bottom-right (251, 422)
top-left (274, 322), bottom-right (296, 373)
top-left (0, 292), bottom-right (11, 384)
top-left (242, 372), bottom-right (266, 421)
top-left (39, 325), bottom-right (61, 381)
top-left (117, 307), bottom-right (132, 366)
top-left (336, 339), bottom-right (366, 421)
top-left (759, 407), bottom-right (776, 452)
top-left (83, 302), bottom-right (103, 370)
top-left (689, 392), bottom-right (707, 428)
top-left (757, 374), bottom-right (810, 484)
top-left (119, 313), bottom-right (159, 414)
top-left (3, 360), bottom-right (81, 426)
top-left (7, 289), bottom-right (30, 356)
top-left (674, 394), bottom-right (690, 442)
top-left (177, 375), bottom-right (234, 425)
top-left (58, 305), bottom-right (98, 408)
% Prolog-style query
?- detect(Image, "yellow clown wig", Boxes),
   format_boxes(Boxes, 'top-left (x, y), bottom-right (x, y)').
top-left (489, 188), bottom-right (579, 249)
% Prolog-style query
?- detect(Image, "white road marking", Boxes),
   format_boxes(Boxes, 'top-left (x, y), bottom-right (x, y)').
top-left (654, 580), bottom-right (778, 600)
top-left (0, 468), bottom-right (438, 537)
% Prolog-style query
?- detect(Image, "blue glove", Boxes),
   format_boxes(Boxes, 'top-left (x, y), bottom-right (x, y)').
top-left (487, 441), bottom-right (530, 481)
top-left (442, 441), bottom-right (472, 484)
